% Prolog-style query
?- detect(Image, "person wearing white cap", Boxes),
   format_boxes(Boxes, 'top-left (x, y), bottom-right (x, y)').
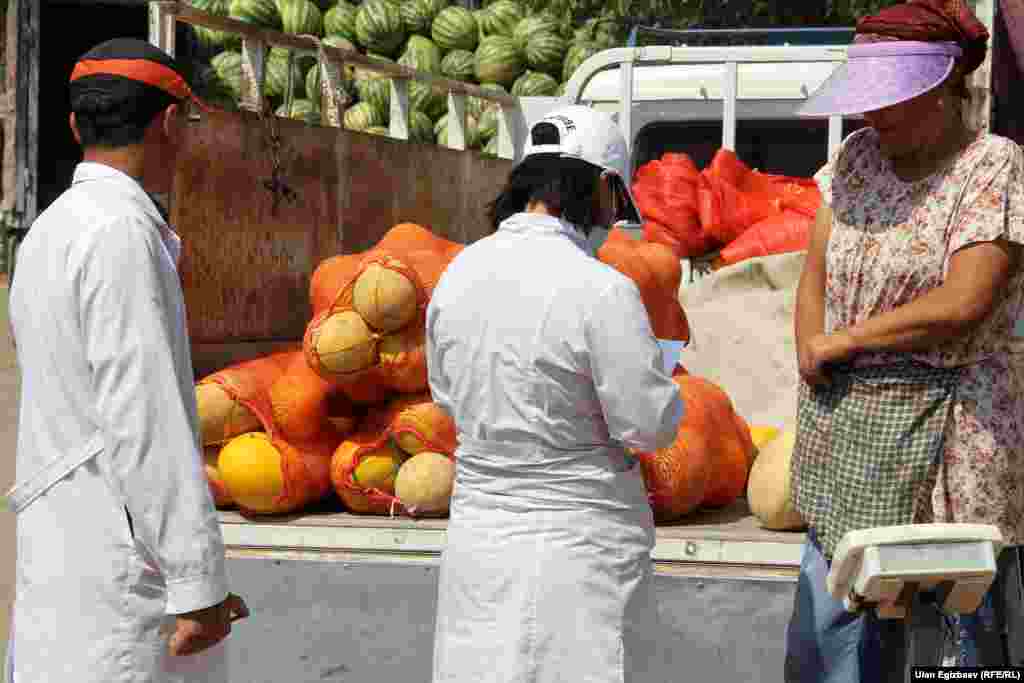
top-left (425, 104), bottom-right (684, 683)
top-left (785, 0), bottom-right (1024, 680)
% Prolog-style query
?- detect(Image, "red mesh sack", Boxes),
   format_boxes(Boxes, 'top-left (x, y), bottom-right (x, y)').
top-left (716, 210), bottom-right (813, 268)
top-left (697, 173), bottom-right (783, 246)
top-left (389, 395), bottom-right (458, 457)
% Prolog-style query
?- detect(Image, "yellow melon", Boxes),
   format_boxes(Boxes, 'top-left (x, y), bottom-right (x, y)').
top-left (352, 442), bottom-right (406, 493)
top-left (195, 383), bottom-right (262, 445)
top-left (394, 451), bottom-right (455, 517)
top-left (749, 425), bottom-right (782, 458)
top-left (203, 446), bottom-right (234, 508)
top-left (351, 261), bottom-right (419, 333)
top-left (217, 433), bottom-right (285, 514)
top-left (391, 401), bottom-right (457, 456)
top-left (314, 310), bottom-right (379, 374)
top-left (746, 429), bottom-right (806, 531)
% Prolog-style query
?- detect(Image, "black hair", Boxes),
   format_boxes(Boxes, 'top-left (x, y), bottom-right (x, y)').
top-left (69, 38), bottom-right (185, 148)
top-left (487, 122), bottom-right (605, 232)
top-left (71, 80), bottom-right (177, 148)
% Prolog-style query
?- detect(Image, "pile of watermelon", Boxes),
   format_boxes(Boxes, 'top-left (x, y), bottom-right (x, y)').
top-left (186, 0), bottom-right (622, 155)
top-left (632, 149), bottom-right (823, 267)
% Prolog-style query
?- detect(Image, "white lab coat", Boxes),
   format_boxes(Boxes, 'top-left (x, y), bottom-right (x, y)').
top-left (426, 213), bottom-right (685, 683)
top-left (4, 163), bottom-right (230, 682)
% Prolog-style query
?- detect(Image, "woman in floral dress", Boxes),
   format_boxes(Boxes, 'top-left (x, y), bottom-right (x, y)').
top-left (785, 1), bottom-right (1024, 680)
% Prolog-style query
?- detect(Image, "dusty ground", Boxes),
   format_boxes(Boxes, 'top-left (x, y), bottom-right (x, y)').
top-left (1, 276), bottom-right (16, 665)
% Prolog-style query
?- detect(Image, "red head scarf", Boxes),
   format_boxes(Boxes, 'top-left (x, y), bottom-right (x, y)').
top-left (856, 0), bottom-right (990, 76)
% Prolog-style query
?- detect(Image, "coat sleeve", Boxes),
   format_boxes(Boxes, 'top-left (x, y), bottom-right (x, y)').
top-left (584, 277), bottom-right (685, 452)
top-left (80, 218), bottom-right (229, 616)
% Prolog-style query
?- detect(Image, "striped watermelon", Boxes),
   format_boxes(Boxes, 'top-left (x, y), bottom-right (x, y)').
top-left (512, 15), bottom-right (549, 49)
top-left (474, 35), bottom-right (525, 87)
top-left (355, 0), bottom-right (406, 57)
top-left (432, 6), bottom-right (478, 52)
top-left (279, 0), bottom-right (323, 36)
top-left (477, 106), bottom-right (498, 142)
top-left (306, 49), bottom-right (355, 111)
top-left (563, 42), bottom-right (600, 82)
top-left (195, 61), bottom-right (240, 110)
top-left (511, 70), bottom-right (559, 97)
top-left (478, 0), bottom-right (522, 38)
top-left (409, 110), bottom-right (435, 144)
top-left (276, 98), bottom-right (320, 123)
top-left (188, 0), bottom-right (238, 52)
top-left (265, 48), bottom-right (305, 100)
top-left (356, 77), bottom-right (391, 116)
top-left (401, 0), bottom-right (447, 37)
top-left (323, 1), bottom-right (358, 42)
top-left (211, 50), bottom-right (244, 101)
top-left (399, 36), bottom-right (443, 74)
top-left (525, 31), bottom-right (567, 76)
top-left (440, 49), bottom-right (475, 82)
top-left (435, 112), bottom-right (482, 148)
top-left (410, 81), bottom-right (448, 121)
top-left (345, 101), bottom-right (386, 131)
top-left (228, 0), bottom-right (281, 29)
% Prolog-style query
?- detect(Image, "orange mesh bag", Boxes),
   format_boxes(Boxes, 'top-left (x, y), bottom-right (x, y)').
top-left (377, 323), bottom-right (429, 394)
top-left (636, 373), bottom-right (753, 521)
top-left (195, 351), bottom-right (294, 446)
top-left (635, 375), bottom-right (712, 523)
top-left (269, 354), bottom-right (357, 443)
top-left (310, 251), bottom-right (366, 317)
top-left (680, 375), bottom-right (754, 509)
top-left (705, 148), bottom-right (751, 189)
top-left (203, 445), bottom-right (234, 508)
top-left (216, 428), bottom-right (339, 517)
top-left (632, 154), bottom-right (710, 256)
top-left (389, 395), bottom-right (458, 457)
top-left (303, 252), bottom-right (427, 381)
top-left (330, 394), bottom-right (425, 515)
top-left (597, 229), bottom-right (691, 342)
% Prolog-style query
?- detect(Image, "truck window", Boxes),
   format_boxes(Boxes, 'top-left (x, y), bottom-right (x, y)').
top-left (633, 118), bottom-right (866, 178)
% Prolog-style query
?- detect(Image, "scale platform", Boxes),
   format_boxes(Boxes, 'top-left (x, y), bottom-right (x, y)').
top-left (827, 524), bottom-right (1004, 618)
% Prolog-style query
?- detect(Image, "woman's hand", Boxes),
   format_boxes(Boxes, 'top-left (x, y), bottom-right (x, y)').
top-left (799, 331), bottom-right (856, 386)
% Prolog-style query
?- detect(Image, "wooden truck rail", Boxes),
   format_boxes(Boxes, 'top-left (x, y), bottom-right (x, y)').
top-left (149, 1), bottom-right (522, 158)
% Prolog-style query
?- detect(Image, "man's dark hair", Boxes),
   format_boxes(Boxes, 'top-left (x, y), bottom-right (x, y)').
top-left (71, 85), bottom-right (177, 148)
top-left (487, 122), bottom-right (605, 232)
top-left (69, 38), bottom-right (185, 148)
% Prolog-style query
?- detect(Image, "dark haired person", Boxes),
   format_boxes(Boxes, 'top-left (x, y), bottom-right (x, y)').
top-left (786, 0), bottom-right (1024, 679)
top-left (5, 39), bottom-right (247, 682)
top-left (425, 105), bottom-right (684, 683)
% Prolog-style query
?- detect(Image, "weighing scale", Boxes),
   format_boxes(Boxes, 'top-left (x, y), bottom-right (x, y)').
top-left (828, 523), bottom-right (1004, 619)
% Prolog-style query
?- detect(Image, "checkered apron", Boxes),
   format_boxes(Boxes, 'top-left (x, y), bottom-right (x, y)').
top-left (790, 362), bottom-right (961, 560)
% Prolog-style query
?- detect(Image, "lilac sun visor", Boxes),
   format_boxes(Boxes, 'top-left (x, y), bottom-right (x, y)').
top-left (797, 40), bottom-right (962, 118)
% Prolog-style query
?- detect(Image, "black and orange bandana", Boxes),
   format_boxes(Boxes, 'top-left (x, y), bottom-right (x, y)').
top-left (69, 38), bottom-right (210, 111)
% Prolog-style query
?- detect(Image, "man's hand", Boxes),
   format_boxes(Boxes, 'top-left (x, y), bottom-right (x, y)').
top-left (799, 331), bottom-right (856, 386)
top-left (168, 593), bottom-right (249, 657)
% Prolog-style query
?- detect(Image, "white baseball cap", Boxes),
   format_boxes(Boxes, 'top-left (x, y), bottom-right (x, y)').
top-left (521, 104), bottom-right (641, 225)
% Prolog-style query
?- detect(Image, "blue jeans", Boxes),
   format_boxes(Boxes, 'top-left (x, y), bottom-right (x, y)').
top-left (785, 529), bottom-right (1021, 682)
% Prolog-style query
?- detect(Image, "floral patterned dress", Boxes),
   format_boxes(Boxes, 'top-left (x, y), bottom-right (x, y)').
top-left (816, 128), bottom-right (1024, 545)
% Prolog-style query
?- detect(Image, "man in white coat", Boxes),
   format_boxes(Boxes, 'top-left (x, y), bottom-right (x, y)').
top-left (4, 39), bottom-right (247, 682)
top-left (427, 105), bottom-right (685, 683)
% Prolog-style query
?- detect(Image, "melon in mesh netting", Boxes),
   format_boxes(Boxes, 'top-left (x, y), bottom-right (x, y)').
top-left (389, 395), bottom-right (457, 456)
top-left (197, 351), bottom-right (347, 515)
top-left (394, 451), bottom-right (455, 517)
top-left (330, 401), bottom-right (408, 515)
top-left (217, 430), bottom-right (338, 515)
top-left (195, 351), bottom-right (294, 445)
top-left (377, 323), bottom-right (428, 394)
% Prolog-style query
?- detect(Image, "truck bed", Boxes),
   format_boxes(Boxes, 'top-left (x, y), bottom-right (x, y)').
top-left (218, 499), bottom-right (807, 576)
